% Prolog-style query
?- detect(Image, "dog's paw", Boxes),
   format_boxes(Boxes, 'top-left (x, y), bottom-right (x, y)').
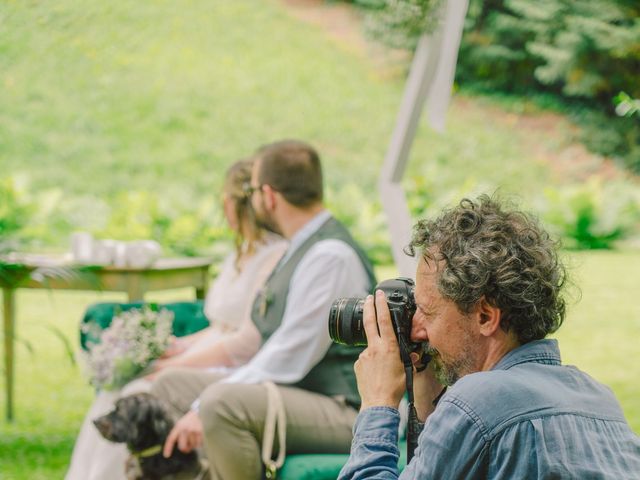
top-left (125, 455), bottom-right (143, 480)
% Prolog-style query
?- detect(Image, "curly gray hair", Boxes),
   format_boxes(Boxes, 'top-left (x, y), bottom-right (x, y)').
top-left (406, 195), bottom-right (566, 344)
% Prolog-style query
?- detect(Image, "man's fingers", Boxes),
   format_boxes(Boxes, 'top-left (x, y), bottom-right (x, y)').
top-left (362, 294), bottom-right (380, 343)
top-left (163, 426), bottom-right (178, 458)
top-left (375, 290), bottom-right (395, 340)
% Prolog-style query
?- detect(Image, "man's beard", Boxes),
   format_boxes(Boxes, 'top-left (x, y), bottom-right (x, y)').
top-left (426, 345), bottom-right (476, 387)
top-left (254, 207), bottom-right (282, 236)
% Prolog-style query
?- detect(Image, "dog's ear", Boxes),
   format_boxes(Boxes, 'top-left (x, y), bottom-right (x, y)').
top-left (148, 396), bottom-right (173, 438)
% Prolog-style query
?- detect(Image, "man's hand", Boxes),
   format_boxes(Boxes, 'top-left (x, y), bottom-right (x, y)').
top-left (409, 353), bottom-right (445, 421)
top-left (163, 410), bottom-right (203, 458)
top-left (354, 290), bottom-right (407, 411)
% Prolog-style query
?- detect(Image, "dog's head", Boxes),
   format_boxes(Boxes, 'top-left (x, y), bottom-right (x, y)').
top-left (93, 392), bottom-right (174, 451)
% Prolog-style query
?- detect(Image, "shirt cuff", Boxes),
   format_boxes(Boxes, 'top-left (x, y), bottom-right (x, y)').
top-left (353, 406), bottom-right (401, 444)
top-left (190, 398), bottom-right (200, 414)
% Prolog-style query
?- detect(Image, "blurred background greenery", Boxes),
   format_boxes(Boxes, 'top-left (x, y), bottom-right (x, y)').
top-left (0, 0), bottom-right (639, 478)
top-left (2, 0), bottom-right (639, 262)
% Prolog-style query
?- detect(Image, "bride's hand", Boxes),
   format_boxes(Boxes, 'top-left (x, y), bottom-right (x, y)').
top-left (145, 358), bottom-right (171, 381)
top-left (161, 336), bottom-right (188, 359)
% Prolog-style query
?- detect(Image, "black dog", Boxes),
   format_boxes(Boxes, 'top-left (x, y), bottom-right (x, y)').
top-left (93, 392), bottom-right (208, 480)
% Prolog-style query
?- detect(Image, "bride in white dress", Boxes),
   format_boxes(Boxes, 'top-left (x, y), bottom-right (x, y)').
top-left (65, 158), bottom-right (287, 480)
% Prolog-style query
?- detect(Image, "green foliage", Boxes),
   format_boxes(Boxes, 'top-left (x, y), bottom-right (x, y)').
top-left (540, 176), bottom-right (640, 249)
top-left (89, 189), bottom-right (231, 258)
top-left (0, 176), bottom-right (231, 258)
top-left (459, 0), bottom-right (640, 172)
top-left (2, 0), bottom-right (639, 259)
top-left (570, 108), bottom-right (640, 173)
top-left (93, 190), bottom-right (230, 257)
top-left (454, 0), bottom-right (640, 101)
top-left (362, 0), bottom-right (444, 49)
top-left (353, 0), bottom-right (640, 173)
top-left (615, 92), bottom-right (640, 118)
top-left (327, 183), bottom-right (393, 265)
top-left (0, 177), bottom-right (34, 251)
top-left (403, 167), bottom-right (640, 251)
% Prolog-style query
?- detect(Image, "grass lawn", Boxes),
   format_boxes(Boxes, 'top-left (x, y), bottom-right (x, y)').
top-left (0, 251), bottom-right (638, 479)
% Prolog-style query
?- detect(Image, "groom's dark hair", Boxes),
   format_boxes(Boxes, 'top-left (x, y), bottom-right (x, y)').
top-left (255, 139), bottom-right (323, 208)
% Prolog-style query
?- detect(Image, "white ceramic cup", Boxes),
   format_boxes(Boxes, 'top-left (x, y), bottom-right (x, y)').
top-left (125, 240), bottom-right (162, 268)
top-left (71, 232), bottom-right (94, 263)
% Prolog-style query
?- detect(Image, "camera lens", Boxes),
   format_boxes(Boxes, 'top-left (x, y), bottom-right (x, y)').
top-left (328, 297), bottom-right (367, 346)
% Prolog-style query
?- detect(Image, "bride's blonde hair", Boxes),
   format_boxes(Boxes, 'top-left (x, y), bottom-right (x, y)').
top-left (223, 158), bottom-right (263, 269)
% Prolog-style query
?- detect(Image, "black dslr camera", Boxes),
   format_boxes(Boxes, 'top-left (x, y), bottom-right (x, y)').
top-left (329, 277), bottom-right (430, 461)
top-left (328, 277), bottom-right (422, 358)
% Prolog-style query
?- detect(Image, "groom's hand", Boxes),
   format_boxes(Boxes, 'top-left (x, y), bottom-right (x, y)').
top-left (163, 410), bottom-right (203, 457)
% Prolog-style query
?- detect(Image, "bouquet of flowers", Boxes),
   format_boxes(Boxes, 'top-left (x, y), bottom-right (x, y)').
top-left (84, 306), bottom-right (174, 390)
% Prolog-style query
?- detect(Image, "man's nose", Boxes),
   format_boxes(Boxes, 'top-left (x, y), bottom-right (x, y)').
top-left (410, 313), bottom-right (427, 342)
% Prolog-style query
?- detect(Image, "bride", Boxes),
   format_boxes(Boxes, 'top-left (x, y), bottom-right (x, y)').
top-left (65, 157), bottom-right (287, 480)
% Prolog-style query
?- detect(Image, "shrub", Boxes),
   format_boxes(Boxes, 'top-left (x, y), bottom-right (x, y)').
top-left (540, 176), bottom-right (640, 249)
top-left (94, 189), bottom-right (231, 259)
top-left (327, 183), bottom-right (393, 265)
top-left (0, 176), bottom-right (36, 252)
top-left (349, 0), bottom-right (640, 173)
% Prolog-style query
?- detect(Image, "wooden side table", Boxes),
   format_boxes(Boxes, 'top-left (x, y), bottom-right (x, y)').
top-left (0, 255), bottom-right (213, 421)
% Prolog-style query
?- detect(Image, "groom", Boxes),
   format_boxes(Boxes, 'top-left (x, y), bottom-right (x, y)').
top-left (152, 139), bottom-right (376, 479)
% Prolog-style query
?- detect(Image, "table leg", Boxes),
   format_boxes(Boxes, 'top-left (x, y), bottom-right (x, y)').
top-left (126, 274), bottom-right (144, 302)
top-left (3, 287), bottom-right (15, 422)
top-left (196, 267), bottom-right (209, 300)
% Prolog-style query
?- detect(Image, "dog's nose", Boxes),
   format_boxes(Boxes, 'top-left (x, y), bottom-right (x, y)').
top-left (93, 416), bottom-right (112, 439)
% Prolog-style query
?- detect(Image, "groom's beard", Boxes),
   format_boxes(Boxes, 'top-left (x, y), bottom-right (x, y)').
top-left (254, 207), bottom-right (282, 236)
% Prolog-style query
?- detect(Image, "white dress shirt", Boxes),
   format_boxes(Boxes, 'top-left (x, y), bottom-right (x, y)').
top-left (221, 210), bottom-right (371, 385)
top-left (199, 234), bottom-right (287, 366)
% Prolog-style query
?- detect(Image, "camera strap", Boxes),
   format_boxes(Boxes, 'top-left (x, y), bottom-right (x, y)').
top-left (404, 362), bottom-right (424, 462)
top-left (398, 336), bottom-right (424, 462)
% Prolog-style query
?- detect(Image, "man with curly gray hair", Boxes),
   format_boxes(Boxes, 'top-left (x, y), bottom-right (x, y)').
top-left (340, 195), bottom-right (640, 479)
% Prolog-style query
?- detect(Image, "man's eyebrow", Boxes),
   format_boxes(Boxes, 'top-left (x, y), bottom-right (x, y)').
top-left (416, 302), bottom-right (432, 314)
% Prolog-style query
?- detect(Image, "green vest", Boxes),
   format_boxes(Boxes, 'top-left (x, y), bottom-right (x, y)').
top-left (251, 216), bottom-right (376, 408)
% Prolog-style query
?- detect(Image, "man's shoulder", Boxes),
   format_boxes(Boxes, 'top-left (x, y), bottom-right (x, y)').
top-left (443, 362), bottom-right (625, 436)
top-left (307, 238), bottom-right (359, 257)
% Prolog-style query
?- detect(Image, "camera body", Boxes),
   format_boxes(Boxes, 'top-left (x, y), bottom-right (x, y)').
top-left (328, 277), bottom-right (419, 354)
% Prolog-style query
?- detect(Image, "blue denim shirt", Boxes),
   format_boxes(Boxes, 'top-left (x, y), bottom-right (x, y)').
top-left (339, 339), bottom-right (640, 479)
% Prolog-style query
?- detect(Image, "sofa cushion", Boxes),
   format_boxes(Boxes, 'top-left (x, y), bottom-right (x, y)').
top-left (279, 438), bottom-right (408, 479)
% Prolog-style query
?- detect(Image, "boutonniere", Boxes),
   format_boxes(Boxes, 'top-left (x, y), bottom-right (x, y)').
top-left (259, 289), bottom-right (274, 317)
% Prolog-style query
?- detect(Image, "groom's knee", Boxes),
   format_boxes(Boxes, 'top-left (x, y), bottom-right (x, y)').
top-left (150, 369), bottom-right (181, 400)
top-left (199, 383), bottom-right (267, 434)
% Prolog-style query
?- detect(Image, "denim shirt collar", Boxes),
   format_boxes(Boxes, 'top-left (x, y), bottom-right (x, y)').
top-left (492, 338), bottom-right (562, 371)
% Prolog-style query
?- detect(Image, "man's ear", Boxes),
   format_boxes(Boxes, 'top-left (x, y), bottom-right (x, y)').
top-left (261, 184), bottom-right (277, 210)
top-left (476, 297), bottom-right (501, 337)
